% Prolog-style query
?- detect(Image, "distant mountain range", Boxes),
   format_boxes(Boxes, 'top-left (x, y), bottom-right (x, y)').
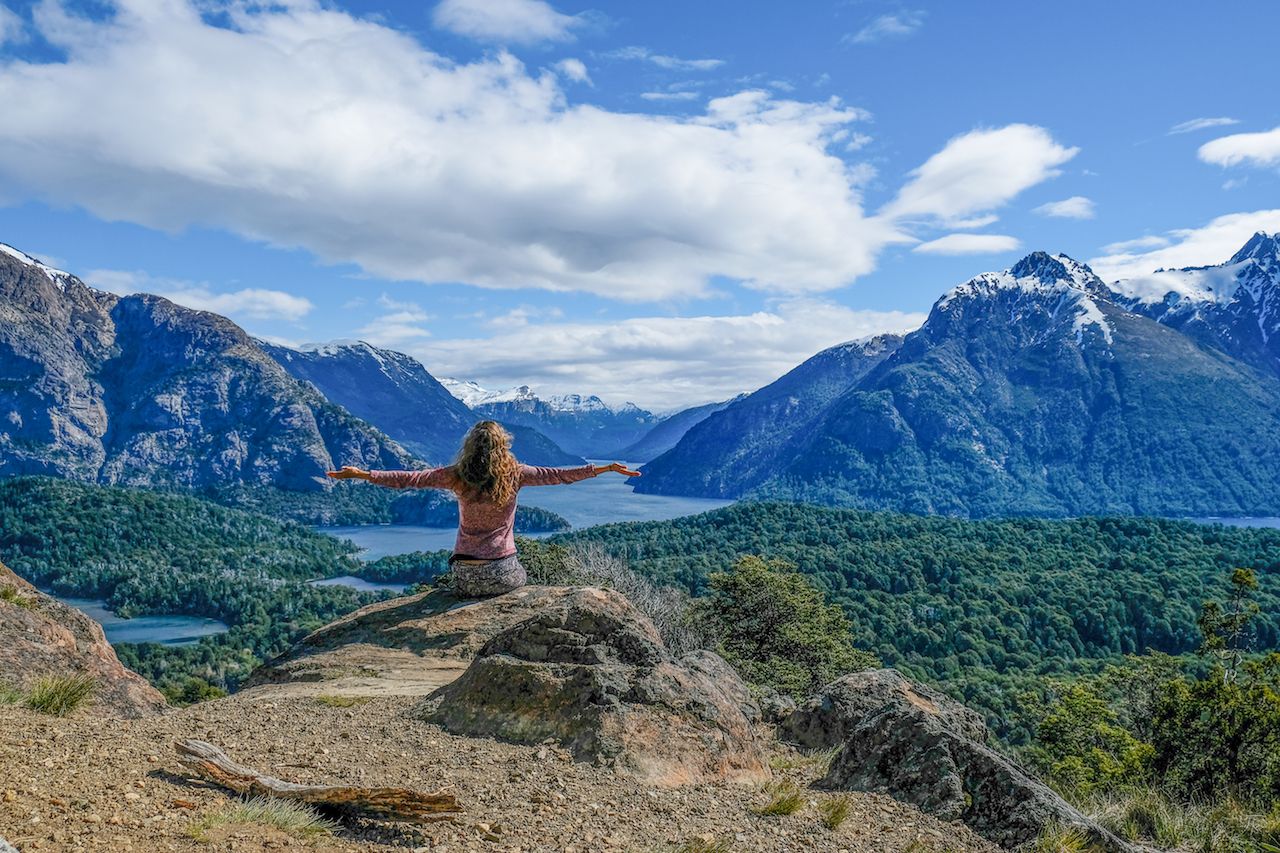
top-left (262, 341), bottom-right (582, 467)
top-left (0, 244), bottom-right (410, 492)
top-left (439, 379), bottom-right (661, 458)
top-left (639, 235), bottom-right (1280, 518)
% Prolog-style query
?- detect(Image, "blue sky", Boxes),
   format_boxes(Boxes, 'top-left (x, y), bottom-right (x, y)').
top-left (1, 0), bottom-right (1278, 409)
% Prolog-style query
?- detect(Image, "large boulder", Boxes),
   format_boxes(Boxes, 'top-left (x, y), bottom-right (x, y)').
top-left (0, 561), bottom-right (166, 718)
top-left (803, 673), bottom-right (1135, 852)
top-left (417, 587), bottom-right (770, 787)
top-left (780, 668), bottom-right (987, 749)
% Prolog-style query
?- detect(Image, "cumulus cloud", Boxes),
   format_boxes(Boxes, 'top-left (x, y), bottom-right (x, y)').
top-left (408, 300), bottom-right (926, 410)
top-left (1088, 209), bottom-right (1280, 281)
top-left (639, 91), bottom-right (699, 102)
top-left (1168, 117), bottom-right (1239, 135)
top-left (432, 0), bottom-right (580, 44)
top-left (1033, 196), bottom-right (1095, 220)
top-left (606, 46), bottom-right (725, 71)
top-left (881, 125), bottom-right (1079, 225)
top-left (1101, 235), bottom-right (1169, 254)
top-left (912, 233), bottom-right (1021, 256)
top-left (0, 0), bottom-right (901, 301)
top-left (845, 10), bottom-right (925, 44)
top-left (87, 269), bottom-right (314, 321)
top-left (0, 3), bottom-right (24, 45)
top-left (1198, 126), bottom-right (1280, 169)
top-left (553, 58), bottom-right (590, 83)
top-left (356, 294), bottom-right (433, 346)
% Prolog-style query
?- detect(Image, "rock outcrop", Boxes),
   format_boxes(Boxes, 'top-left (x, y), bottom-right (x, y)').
top-left (0, 561), bottom-right (166, 717)
top-left (417, 587), bottom-right (770, 787)
top-left (787, 671), bottom-right (1135, 852)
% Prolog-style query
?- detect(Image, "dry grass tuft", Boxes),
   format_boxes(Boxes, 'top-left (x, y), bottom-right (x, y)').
top-left (23, 673), bottom-right (96, 716)
top-left (818, 793), bottom-right (852, 830)
top-left (314, 695), bottom-right (371, 708)
top-left (188, 796), bottom-right (336, 842)
top-left (673, 837), bottom-right (732, 853)
top-left (752, 781), bottom-right (805, 817)
top-left (0, 585), bottom-right (34, 608)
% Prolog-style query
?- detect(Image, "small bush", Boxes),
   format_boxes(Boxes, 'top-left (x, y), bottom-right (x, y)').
top-left (24, 673), bottom-right (96, 716)
top-left (818, 794), bottom-right (852, 830)
top-left (163, 677), bottom-right (227, 707)
top-left (315, 695), bottom-right (370, 708)
top-left (0, 585), bottom-right (33, 608)
top-left (188, 796), bottom-right (336, 842)
top-left (752, 782), bottom-right (805, 817)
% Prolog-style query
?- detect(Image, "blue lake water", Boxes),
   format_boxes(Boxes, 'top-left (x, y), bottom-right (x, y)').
top-left (319, 462), bottom-right (732, 563)
top-left (310, 575), bottom-right (408, 593)
top-left (1188, 517), bottom-right (1280, 529)
top-left (57, 596), bottom-right (229, 646)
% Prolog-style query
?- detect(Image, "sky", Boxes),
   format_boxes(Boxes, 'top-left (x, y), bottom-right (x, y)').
top-left (0, 0), bottom-right (1278, 411)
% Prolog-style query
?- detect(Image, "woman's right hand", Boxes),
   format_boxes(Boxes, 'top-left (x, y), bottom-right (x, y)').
top-left (326, 466), bottom-right (371, 480)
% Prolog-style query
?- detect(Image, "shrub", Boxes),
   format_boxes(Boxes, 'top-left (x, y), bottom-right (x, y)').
top-left (163, 677), bottom-right (227, 706)
top-left (694, 555), bottom-right (878, 698)
top-left (23, 673), bottom-right (96, 716)
top-left (1025, 681), bottom-right (1152, 797)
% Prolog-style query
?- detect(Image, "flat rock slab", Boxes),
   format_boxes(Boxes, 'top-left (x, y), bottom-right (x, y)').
top-left (242, 586), bottom-right (604, 700)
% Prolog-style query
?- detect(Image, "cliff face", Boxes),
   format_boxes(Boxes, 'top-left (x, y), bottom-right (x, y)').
top-left (0, 246), bottom-right (413, 491)
top-left (0, 560), bottom-right (167, 718)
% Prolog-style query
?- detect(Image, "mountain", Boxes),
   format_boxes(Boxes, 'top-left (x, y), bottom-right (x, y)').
top-left (611, 396), bottom-right (745, 462)
top-left (639, 250), bottom-right (1280, 517)
top-left (441, 379), bottom-right (660, 458)
top-left (1106, 231), bottom-right (1280, 378)
top-left (0, 243), bottom-right (411, 491)
top-left (635, 334), bottom-right (905, 497)
top-left (264, 341), bottom-right (583, 466)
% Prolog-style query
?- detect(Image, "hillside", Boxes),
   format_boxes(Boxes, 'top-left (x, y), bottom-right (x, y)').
top-left (611, 396), bottom-right (743, 461)
top-left (556, 500), bottom-right (1280, 736)
top-left (263, 340), bottom-right (583, 466)
top-left (0, 244), bottom-right (412, 492)
top-left (639, 249), bottom-right (1280, 517)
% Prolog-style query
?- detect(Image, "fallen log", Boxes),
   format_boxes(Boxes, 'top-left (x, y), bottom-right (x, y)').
top-left (174, 739), bottom-right (460, 822)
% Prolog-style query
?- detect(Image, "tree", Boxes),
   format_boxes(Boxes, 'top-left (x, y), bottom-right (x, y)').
top-left (1198, 567), bottom-right (1260, 682)
top-left (694, 555), bottom-right (878, 699)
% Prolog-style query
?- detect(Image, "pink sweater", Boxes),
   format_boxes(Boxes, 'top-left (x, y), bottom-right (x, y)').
top-left (368, 463), bottom-right (597, 559)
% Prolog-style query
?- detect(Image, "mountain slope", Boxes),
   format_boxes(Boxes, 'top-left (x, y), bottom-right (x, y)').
top-left (1107, 231), bottom-right (1280, 378)
top-left (264, 341), bottom-right (583, 466)
top-left (0, 244), bottom-right (412, 491)
top-left (635, 334), bottom-right (905, 497)
top-left (442, 379), bottom-right (660, 457)
top-left (641, 251), bottom-right (1280, 517)
top-left (612, 396), bottom-right (744, 462)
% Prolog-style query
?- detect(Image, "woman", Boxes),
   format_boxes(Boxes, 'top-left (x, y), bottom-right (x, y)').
top-left (327, 420), bottom-right (640, 597)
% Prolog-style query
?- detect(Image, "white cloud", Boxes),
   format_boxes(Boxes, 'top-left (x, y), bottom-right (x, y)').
top-left (882, 125), bottom-right (1079, 225)
top-left (0, 3), bottom-right (24, 45)
top-left (357, 294), bottom-right (432, 345)
top-left (432, 0), bottom-right (579, 44)
top-left (409, 300), bottom-right (926, 410)
top-left (1198, 126), bottom-right (1280, 169)
top-left (846, 10), bottom-right (925, 44)
top-left (1169, 117), bottom-right (1239, 135)
top-left (1033, 195), bottom-right (1096, 220)
top-left (553, 58), bottom-right (590, 84)
top-left (1088, 209), bottom-right (1280, 281)
top-left (1100, 235), bottom-right (1168, 254)
top-left (607, 46), bottom-right (725, 71)
top-left (86, 269), bottom-right (314, 321)
top-left (639, 91), bottom-right (699, 102)
top-left (912, 234), bottom-right (1021, 256)
top-left (0, 0), bottom-right (897, 301)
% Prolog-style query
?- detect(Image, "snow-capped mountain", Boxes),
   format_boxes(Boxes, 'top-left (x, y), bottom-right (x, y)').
top-left (640, 247), bottom-right (1280, 518)
top-left (1106, 231), bottom-right (1280, 377)
top-left (441, 379), bottom-right (659, 458)
top-left (262, 343), bottom-right (583, 467)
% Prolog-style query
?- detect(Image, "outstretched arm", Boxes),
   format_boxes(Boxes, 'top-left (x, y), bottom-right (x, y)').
top-left (326, 466), bottom-right (453, 489)
top-left (518, 462), bottom-right (640, 487)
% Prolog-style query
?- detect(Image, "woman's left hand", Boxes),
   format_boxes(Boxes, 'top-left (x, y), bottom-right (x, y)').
top-left (598, 462), bottom-right (641, 477)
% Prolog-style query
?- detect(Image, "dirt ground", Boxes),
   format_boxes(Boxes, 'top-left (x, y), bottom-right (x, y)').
top-left (0, 695), bottom-right (999, 853)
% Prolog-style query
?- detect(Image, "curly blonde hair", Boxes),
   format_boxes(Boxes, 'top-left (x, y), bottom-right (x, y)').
top-left (452, 421), bottom-right (520, 505)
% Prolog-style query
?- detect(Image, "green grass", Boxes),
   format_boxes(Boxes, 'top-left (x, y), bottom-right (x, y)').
top-left (314, 695), bottom-right (371, 708)
top-left (1087, 789), bottom-right (1280, 853)
top-left (751, 782), bottom-right (805, 817)
top-left (1020, 823), bottom-right (1092, 853)
top-left (0, 682), bottom-right (22, 705)
top-left (767, 745), bottom-right (840, 773)
top-left (22, 673), bottom-right (96, 716)
top-left (672, 838), bottom-right (731, 853)
top-left (817, 794), bottom-right (852, 830)
top-left (0, 585), bottom-right (33, 608)
top-left (188, 796), bottom-right (337, 842)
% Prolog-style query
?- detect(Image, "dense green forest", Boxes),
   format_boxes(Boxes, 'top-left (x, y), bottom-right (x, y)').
top-left (555, 501), bottom-right (1280, 737)
top-left (0, 477), bottom-right (388, 698)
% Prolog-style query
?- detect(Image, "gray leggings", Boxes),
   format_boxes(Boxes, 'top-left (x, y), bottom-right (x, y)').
top-left (448, 553), bottom-right (527, 598)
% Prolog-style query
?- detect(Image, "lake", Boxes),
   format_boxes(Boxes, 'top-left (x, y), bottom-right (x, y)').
top-left (57, 596), bottom-right (229, 646)
top-left (320, 463), bottom-right (732, 562)
top-left (1189, 516), bottom-right (1280, 529)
